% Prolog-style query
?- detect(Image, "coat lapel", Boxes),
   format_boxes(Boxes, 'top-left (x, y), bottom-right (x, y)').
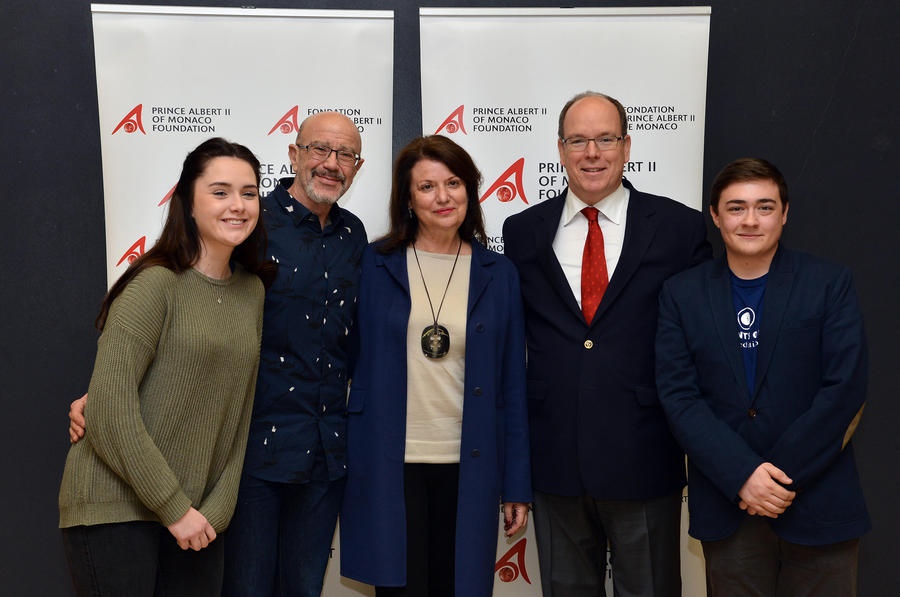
top-left (534, 193), bottom-right (584, 322)
top-left (467, 243), bottom-right (495, 316)
top-left (708, 256), bottom-right (751, 401)
top-left (374, 248), bottom-right (410, 296)
top-left (590, 181), bottom-right (658, 327)
top-left (752, 247), bottom-right (794, 401)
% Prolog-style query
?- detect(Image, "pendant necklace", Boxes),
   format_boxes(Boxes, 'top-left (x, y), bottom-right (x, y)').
top-left (412, 239), bottom-right (462, 359)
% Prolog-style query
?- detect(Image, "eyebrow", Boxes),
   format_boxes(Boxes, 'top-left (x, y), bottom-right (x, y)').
top-left (724, 197), bottom-right (777, 204)
top-left (307, 140), bottom-right (359, 152)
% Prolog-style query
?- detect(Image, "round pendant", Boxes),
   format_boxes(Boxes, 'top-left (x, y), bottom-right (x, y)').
top-left (421, 324), bottom-right (450, 359)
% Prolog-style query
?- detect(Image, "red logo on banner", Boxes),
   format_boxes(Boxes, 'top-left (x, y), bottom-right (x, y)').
top-left (116, 236), bottom-right (146, 267)
top-left (480, 158), bottom-right (528, 204)
top-left (435, 105), bottom-right (467, 135)
top-left (268, 106), bottom-right (300, 135)
top-left (495, 538), bottom-right (531, 584)
top-left (111, 104), bottom-right (146, 135)
top-left (158, 184), bottom-right (176, 206)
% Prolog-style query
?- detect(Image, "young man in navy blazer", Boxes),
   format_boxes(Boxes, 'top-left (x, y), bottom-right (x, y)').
top-left (503, 91), bottom-right (710, 596)
top-left (656, 158), bottom-right (870, 596)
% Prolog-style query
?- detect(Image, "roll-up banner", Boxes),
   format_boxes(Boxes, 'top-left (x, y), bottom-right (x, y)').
top-left (91, 4), bottom-right (394, 287)
top-left (421, 7), bottom-right (710, 596)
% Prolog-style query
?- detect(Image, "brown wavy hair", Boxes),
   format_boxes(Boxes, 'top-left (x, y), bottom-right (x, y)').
top-left (95, 137), bottom-right (276, 330)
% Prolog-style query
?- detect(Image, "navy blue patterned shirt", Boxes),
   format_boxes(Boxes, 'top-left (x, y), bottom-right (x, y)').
top-left (243, 178), bottom-right (367, 484)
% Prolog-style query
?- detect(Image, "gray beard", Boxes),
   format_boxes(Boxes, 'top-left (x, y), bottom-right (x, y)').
top-left (304, 170), bottom-right (345, 205)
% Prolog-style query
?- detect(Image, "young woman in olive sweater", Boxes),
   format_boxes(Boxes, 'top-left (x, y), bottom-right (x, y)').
top-left (58, 138), bottom-right (275, 596)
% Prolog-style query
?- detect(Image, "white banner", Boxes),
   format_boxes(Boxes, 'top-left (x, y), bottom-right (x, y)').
top-left (92, 4), bottom-right (394, 286)
top-left (421, 7), bottom-right (710, 595)
top-left (421, 7), bottom-right (710, 253)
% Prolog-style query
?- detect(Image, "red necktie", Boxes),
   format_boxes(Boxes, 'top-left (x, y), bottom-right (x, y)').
top-left (581, 206), bottom-right (609, 324)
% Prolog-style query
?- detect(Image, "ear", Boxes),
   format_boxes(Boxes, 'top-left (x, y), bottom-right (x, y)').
top-left (781, 202), bottom-right (789, 225)
top-left (709, 204), bottom-right (721, 228)
top-left (622, 134), bottom-right (632, 163)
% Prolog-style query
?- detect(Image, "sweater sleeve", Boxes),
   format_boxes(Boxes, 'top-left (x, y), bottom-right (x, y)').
top-left (85, 269), bottom-right (192, 527)
top-left (198, 288), bottom-right (265, 531)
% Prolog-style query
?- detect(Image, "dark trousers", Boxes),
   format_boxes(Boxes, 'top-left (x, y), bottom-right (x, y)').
top-left (61, 521), bottom-right (224, 597)
top-left (702, 515), bottom-right (860, 597)
top-left (376, 463), bottom-right (459, 597)
top-left (222, 472), bottom-right (345, 597)
top-left (533, 489), bottom-right (682, 597)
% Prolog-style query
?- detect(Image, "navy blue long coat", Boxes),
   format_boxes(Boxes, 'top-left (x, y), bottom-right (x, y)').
top-left (340, 241), bottom-right (532, 596)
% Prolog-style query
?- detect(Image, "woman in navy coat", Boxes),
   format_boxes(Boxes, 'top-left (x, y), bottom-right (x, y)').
top-left (340, 135), bottom-right (532, 597)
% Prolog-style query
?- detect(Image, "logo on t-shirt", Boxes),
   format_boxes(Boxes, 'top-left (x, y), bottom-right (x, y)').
top-left (737, 307), bottom-right (758, 348)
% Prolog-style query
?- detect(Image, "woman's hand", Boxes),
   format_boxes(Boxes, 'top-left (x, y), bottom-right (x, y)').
top-left (167, 507), bottom-right (216, 551)
top-left (69, 394), bottom-right (88, 443)
top-left (502, 502), bottom-right (529, 537)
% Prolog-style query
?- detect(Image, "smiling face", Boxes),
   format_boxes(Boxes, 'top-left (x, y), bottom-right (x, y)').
top-left (191, 156), bottom-right (260, 256)
top-left (711, 178), bottom-right (788, 275)
top-left (409, 158), bottom-right (468, 242)
top-left (288, 112), bottom-right (363, 206)
top-left (558, 96), bottom-right (631, 205)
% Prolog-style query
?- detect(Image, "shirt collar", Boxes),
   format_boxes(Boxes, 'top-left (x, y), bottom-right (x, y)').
top-left (562, 183), bottom-right (628, 226)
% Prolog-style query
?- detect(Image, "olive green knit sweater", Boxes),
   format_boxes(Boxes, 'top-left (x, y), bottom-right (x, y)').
top-left (59, 266), bottom-right (264, 533)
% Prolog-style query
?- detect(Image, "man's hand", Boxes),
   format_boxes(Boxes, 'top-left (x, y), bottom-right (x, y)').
top-left (503, 502), bottom-right (529, 537)
top-left (738, 462), bottom-right (795, 518)
top-left (167, 507), bottom-right (216, 551)
top-left (69, 394), bottom-right (87, 443)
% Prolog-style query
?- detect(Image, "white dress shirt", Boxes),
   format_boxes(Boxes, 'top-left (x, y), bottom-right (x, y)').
top-left (552, 183), bottom-right (630, 309)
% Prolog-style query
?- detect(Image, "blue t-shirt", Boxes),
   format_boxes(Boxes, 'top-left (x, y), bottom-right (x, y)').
top-left (730, 271), bottom-right (767, 393)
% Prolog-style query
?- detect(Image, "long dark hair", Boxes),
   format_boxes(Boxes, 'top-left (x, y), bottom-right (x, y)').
top-left (96, 137), bottom-right (276, 330)
top-left (378, 135), bottom-right (487, 254)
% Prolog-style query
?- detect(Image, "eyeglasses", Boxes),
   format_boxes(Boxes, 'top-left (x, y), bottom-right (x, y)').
top-left (561, 136), bottom-right (625, 152)
top-left (295, 143), bottom-right (360, 167)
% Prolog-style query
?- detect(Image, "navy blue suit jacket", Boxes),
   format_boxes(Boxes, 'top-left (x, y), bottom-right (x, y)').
top-left (655, 247), bottom-right (870, 544)
top-left (503, 179), bottom-right (710, 499)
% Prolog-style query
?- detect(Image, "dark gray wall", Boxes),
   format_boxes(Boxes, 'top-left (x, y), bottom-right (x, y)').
top-left (3, 1), bottom-right (897, 594)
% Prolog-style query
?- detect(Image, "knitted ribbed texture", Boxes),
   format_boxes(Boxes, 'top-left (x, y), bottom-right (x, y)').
top-left (59, 266), bottom-right (264, 532)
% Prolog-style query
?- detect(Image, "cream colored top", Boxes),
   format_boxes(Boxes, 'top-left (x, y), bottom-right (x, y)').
top-left (405, 247), bottom-right (471, 463)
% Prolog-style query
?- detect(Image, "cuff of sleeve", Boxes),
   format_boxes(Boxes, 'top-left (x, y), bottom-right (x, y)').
top-left (155, 492), bottom-right (193, 527)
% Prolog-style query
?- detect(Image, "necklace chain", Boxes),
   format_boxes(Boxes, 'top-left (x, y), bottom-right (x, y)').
top-left (412, 239), bottom-right (462, 330)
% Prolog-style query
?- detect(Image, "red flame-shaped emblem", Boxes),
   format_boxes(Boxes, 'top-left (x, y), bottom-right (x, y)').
top-left (495, 538), bottom-right (530, 584)
top-left (435, 105), bottom-right (467, 135)
top-left (480, 158), bottom-right (528, 204)
top-left (268, 105), bottom-right (300, 136)
top-left (116, 236), bottom-right (146, 267)
top-left (111, 104), bottom-right (146, 135)
top-left (157, 184), bottom-right (176, 206)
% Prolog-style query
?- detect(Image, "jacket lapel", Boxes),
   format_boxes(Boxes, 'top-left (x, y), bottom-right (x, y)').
top-left (467, 243), bottom-right (495, 316)
top-left (534, 193), bottom-right (584, 322)
top-left (590, 180), bottom-right (658, 327)
top-left (752, 246), bottom-right (794, 401)
top-left (374, 248), bottom-right (410, 296)
top-left (708, 255), bottom-right (752, 401)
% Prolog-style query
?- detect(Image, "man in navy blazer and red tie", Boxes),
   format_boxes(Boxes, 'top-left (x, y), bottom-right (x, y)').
top-left (503, 91), bottom-right (711, 596)
top-left (655, 158), bottom-right (869, 596)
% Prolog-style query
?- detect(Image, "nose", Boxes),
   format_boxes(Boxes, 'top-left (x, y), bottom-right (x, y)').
top-left (435, 183), bottom-right (452, 203)
top-left (742, 207), bottom-right (759, 226)
top-left (584, 138), bottom-right (603, 158)
top-left (322, 148), bottom-right (341, 168)
top-left (228, 193), bottom-right (246, 212)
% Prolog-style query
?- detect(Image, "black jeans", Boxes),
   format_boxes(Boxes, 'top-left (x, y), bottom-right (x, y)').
top-left (61, 521), bottom-right (224, 597)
